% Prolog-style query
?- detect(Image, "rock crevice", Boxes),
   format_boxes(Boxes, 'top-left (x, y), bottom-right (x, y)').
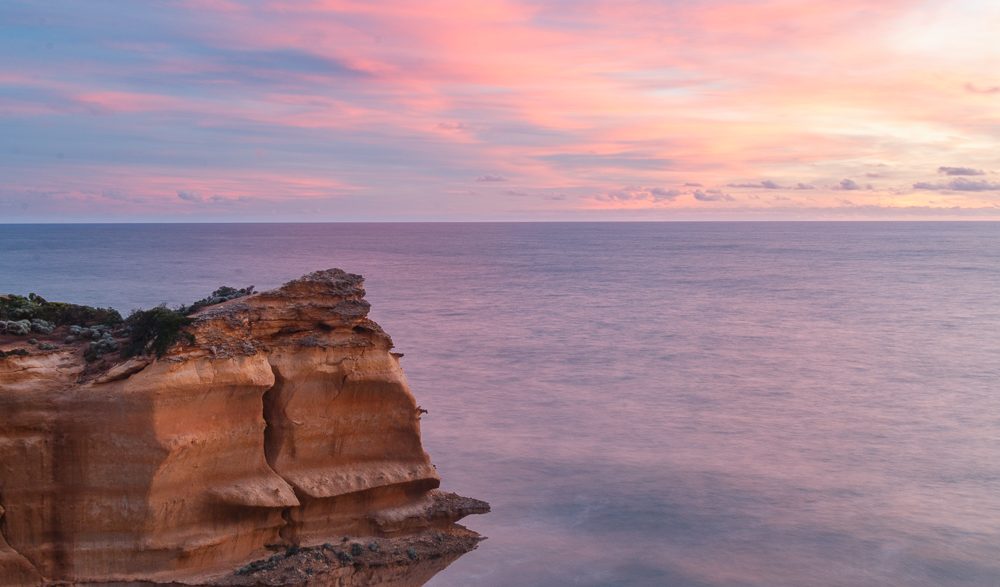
top-left (262, 362), bottom-right (290, 486)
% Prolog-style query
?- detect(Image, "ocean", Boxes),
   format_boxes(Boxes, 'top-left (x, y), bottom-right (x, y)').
top-left (2, 222), bottom-right (999, 587)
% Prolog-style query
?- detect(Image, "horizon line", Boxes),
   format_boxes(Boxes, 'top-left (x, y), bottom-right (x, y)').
top-left (3, 219), bottom-right (1000, 225)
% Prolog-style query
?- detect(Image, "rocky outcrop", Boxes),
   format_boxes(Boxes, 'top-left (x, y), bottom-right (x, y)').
top-left (0, 269), bottom-right (487, 585)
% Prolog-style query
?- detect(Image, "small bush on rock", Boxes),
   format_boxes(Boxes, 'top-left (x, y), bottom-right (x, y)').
top-left (84, 332), bottom-right (119, 361)
top-left (123, 306), bottom-right (194, 358)
top-left (0, 320), bottom-right (32, 335)
top-left (30, 319), bottom-right (55, 334)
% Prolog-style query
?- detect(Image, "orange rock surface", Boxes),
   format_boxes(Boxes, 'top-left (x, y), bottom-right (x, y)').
top-left (0, 270), bottom-right (486, 585)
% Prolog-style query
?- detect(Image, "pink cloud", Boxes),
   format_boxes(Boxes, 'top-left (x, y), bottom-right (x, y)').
top-left (5, 0), bottom-right (999, 219)
top-left (72, 91), bottom-right (185, 113)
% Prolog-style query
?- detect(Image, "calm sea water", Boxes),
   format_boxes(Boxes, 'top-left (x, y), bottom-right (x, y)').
top-left (2, 222), bottom-right (999, 587)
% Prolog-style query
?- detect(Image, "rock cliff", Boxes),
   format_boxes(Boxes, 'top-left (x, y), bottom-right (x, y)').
top-left (0, 269), bottom-right (487, 586)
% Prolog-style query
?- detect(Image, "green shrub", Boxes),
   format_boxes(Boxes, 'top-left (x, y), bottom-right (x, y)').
top-left (123, 306), bottom-right (194, 358)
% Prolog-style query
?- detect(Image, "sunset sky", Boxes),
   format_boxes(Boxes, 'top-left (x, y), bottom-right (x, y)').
top-left (2, 0), bottom-right (999, 221)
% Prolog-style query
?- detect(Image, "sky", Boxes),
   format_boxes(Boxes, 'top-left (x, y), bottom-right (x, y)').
top-left (1, 0), bottom-right (999, 222)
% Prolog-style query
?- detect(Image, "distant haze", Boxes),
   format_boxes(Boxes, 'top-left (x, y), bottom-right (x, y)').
top-left (1, 1), bottom-right (999, 221)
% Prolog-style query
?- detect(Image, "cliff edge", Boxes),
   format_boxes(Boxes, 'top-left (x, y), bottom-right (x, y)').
top-left (0, 269), bottom-right (488, 586)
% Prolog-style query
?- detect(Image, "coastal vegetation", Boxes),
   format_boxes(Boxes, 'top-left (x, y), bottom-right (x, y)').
top-left (124, 286), bottom-right (256, 358)
top-left (1, 285), bottom-right (256, 360)
top-left (0, 293), bottom-right (122, 326)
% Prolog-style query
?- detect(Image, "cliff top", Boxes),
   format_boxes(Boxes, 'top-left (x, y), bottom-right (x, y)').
top-left (0, 268), bottom-right (389, 380)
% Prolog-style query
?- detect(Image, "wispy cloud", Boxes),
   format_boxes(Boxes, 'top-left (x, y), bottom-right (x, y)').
top-left (727, 180), bottom-right (818, 191)
top-left (600, 186), bottom-right (683, 203)
top-left (913, 178), bottom-right (1000, 191)
top-left (835, 179), bottom-right (863, 191)
top-left (728, 180), bottom-right (782, 189)
top-left (535, 152), bottom-right (673, 171)
top-left (693, 189), bottom-right (734, 202)
top-left (965, 83), bottom-right (1000, 94)
top-left (938, 166), bottom-right (985, 176)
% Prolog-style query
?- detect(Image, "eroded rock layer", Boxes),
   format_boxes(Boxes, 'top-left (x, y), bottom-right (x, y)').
top-left (0, 270), bottom-right (487, 585)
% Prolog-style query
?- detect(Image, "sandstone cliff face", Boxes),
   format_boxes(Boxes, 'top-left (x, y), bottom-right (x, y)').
top-left (0, 270), bottom-right (486, 585)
